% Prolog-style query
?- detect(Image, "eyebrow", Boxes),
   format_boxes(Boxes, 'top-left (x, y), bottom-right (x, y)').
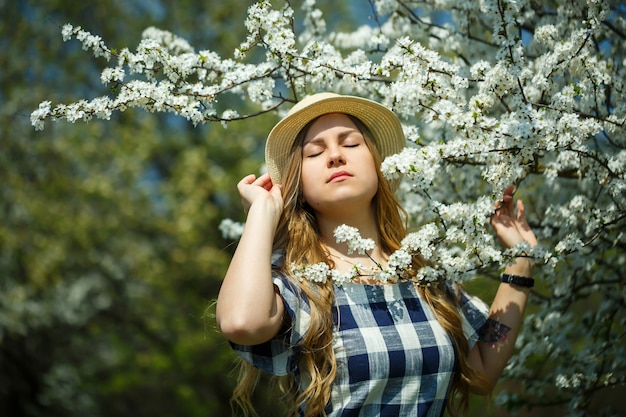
top-left (303, 128), bottom-right (361, 146)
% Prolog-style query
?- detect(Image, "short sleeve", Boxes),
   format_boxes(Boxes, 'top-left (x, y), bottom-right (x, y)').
top-left (457, 290), bottom-right (490, 349)
top-left (229, 252), bottom-right (311, 376)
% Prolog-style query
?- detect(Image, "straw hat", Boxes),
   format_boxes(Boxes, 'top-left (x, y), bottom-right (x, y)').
top-left (265, 92), bottom-right (406, 188)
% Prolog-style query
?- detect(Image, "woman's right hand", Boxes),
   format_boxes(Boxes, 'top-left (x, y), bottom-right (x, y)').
top-left (238, 173), bottom-right (284, 216)
top-left (218, 172), bottom-right (286, 346)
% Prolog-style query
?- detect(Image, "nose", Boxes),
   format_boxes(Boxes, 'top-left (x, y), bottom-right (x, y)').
top-left (327, 146), bottom-right (346, 167)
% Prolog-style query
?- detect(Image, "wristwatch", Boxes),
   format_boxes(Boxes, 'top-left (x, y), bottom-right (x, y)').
top-left (501, 274), bottom-right (535, 288)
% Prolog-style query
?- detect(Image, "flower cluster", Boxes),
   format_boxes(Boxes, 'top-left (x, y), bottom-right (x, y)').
top-left (291, 225), bottom-right (422, 285)
top-left (218, 219), bottom-right (245, 241)
top-left (333, 225), bottom-right (375, 254)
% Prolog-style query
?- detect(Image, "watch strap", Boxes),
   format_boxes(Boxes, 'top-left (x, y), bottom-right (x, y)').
top-left (501, 274), bottom-right (535, 288)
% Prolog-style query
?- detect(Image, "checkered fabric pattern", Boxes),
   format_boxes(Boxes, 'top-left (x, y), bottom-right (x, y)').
top-left (232, 267), bottom-right (489, 417)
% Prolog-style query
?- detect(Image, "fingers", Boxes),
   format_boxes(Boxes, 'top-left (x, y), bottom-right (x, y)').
top-left (491, 186), bottom-right (515, 216)
top-left (501, 186), bottom-right (515, 207)
top-left (237, 173), bottom-right (281, 213)
top-left (489, 187), bottom-right (539, 249)
top-left (516, 199), bottom-right (532, 231)
top-left (254, 173), bottom-right (274, 191)
top-left (238, 173), bottom-right (274, 190)
top-left (516, 199), bottom-right (525, 219)
top-left (269, 182), bottom-right (282, 197)
top-left (502, 185), bottom-right (514, 205)
top-left (238, 174), bottom-right (256, 187)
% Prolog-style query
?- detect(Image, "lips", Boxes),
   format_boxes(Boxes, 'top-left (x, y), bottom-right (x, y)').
top-left (327, 171), bottom-right (353, 183)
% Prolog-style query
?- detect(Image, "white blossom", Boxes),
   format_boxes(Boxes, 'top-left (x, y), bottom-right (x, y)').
top-left (291, 262), bottom-right (329, 283)
top-left (30, 101), bottom-right (52, 131)
top-left (333, 225), bottom-right (376, 254)
top-left (218, 219), bottom-right (244, 240)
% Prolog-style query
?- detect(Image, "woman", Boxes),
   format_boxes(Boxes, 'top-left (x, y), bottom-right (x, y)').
top-left (216, 93), bottom-right (536, 417)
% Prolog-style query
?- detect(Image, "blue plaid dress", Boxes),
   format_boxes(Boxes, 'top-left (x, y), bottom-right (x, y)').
top-left (232, 269), bottom-right (490, 417)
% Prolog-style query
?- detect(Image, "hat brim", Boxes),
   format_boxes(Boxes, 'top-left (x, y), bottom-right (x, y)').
top-left (265, 93), bottom-right (406, 190)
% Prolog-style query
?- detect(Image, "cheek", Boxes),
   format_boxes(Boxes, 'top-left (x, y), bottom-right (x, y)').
top-left (366, 171), bottom-right (380, 196)
top-left (363, 155), bottom-right (380, 187)
top-left (300, 181), bottom-right (322, 208)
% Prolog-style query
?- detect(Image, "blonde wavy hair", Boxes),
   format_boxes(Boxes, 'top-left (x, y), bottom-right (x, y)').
top-left (231, 115), bottom-right (490, 417)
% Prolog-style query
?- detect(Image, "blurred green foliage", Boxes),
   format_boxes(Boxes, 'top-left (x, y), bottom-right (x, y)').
top-left (0, 1), bottom-right (280, 416)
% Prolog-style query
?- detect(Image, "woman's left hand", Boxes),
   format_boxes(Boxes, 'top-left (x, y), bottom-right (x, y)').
top-left (490, 186), bottom-right (538, 250)
top-left (474, 187), bottom-right (539, 387)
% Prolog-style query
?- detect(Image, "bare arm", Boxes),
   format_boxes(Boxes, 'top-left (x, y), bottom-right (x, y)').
top-left (216, 173), bottom-right (286, 346)
top-left (469, 187), bottom-right (537, 390)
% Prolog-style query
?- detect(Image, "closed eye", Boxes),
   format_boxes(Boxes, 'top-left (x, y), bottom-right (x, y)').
top-left (304, 147), bottom-right (324, 158)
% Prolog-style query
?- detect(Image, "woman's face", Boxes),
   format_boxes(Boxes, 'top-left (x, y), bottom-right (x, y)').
top-left (300, 113), bottom-right (379, 214)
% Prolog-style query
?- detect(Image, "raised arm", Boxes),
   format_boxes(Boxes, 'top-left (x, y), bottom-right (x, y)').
top-left (216, 173), bottom-right (286, 346)
top-left (469, 186), bottom-right (538, 390)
